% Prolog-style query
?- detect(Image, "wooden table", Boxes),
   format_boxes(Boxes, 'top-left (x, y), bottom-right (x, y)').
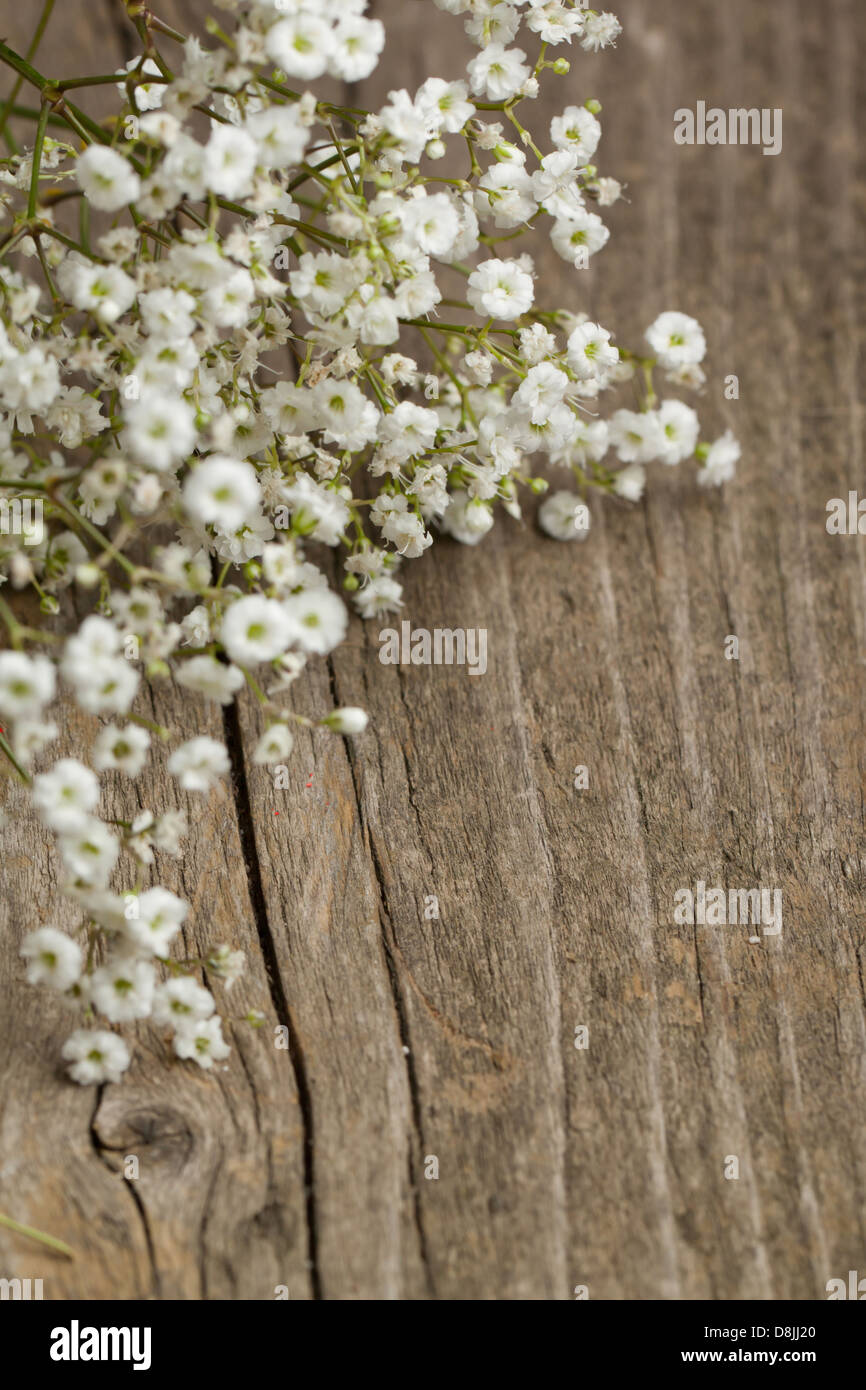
top-left (1, 0), bottom-right (864, 1299)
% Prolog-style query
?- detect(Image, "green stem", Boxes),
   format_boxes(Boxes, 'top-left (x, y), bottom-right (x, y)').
top-left (0, 1212), bottom-right (73, 1258)
top-left (3, 103), bottom-right (67, 129)
top-left (0, 731), bottom-right (32, 784)
top-left (0, 1), bottom-right (55, 139)
top-left (65, 99), bottom-right (111, 145)
top-left (27, 101), bottom-right (50, 219)
top-left (0, 593), bottom-right (24, 647)
top-left (149, 15), bottom-right (187, 44)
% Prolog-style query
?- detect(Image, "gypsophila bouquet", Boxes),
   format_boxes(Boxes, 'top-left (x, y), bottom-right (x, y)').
top-left (0, 0), bottom-right (739, 1086)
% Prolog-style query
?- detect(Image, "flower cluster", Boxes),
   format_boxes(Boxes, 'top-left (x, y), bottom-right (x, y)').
top-left (0, 0), bottom-right (737, 1084)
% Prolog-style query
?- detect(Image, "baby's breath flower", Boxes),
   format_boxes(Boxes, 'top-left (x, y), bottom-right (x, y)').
top-left (0, 0), bottom-right (737, 1091)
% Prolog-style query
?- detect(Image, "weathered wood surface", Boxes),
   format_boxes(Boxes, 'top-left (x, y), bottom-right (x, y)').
top-left (1, 0), bottom-right (865, 1299)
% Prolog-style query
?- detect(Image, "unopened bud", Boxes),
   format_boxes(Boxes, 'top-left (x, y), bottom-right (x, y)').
top-left (320, 707), bottom-right (369, 735)
top-left (76, 563), bottom-right (101, 589)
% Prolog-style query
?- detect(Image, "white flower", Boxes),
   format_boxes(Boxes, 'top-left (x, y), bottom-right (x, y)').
top-left (321, 706), bottom-right (368, 734)
top-left (116, 56), bottom-right (165, 111)
top-left (351, 296), bottom-right (400, 346)
top-left (56, 254), bottom-right (137, 323)
top-left (172, 1014), bottom-right (230, 1069)
top-left (566, 321), bottom-right (619, 379)
top-left (595, 176), bottom-right (623, 207)
top-left (646, 311), bottom-right (706, 369)
top-left (402, 192), bottom-right (460, 258)
top-left (183, 456), bottom-right (261, 530)
top-left (330, 15), bottom-right (385, 82)
top-left (139, 287), bottom-right (196, 341)
top-left (20, 927), bottom-right (83, 991)
top-left (467, 258), bottom-right (534, 320)
top-left (253, 722), bottom-right (294, 763)
top-left (467, 44), bottom-right (530, 100)
top-left (551, 209), bottom-right (610, 265)
top-left (265, 13), bottom-right (335, 80)
top-left (0, 651), bottom-right (55, 718)
top-left (153, 977), bottom-right (215, 1028)
top-left (282, 588), bottom-right (348, 655)
top-left (11, 719), bottom-right (58, 766)
top-left (377, 401), bottom-right (440, 462)
top-left (353, 573), bottom-right (403, 619)
top-left (76, 146), bottom-right (141, 211)
top-left (245, 105), bottom-right (309, 167)
top-left (167, 736), bottom-right (230, 792)
top-left (466, 3), bottom-right (520, 45)
top-left (92, 723), bottom-right (151, 777)
top-left (124, 392), bottom-right (196, 471)
top-left (62, 1029), bottom-right (131, 1085)
top-left (531, 150), bottom-right (582, 208)
top-left (441, 491), bottom-right (494, 545)
top-left (176, 655), bottom-right (245, 704)
top-left (526, 1), bottom-right (584, 44)
top-left (609, 408), bottom-right (665, 464)
top-left (72, 659), bottom-right (140, 717)
top-left (538, 491), bottom-right (591, 541)
top-left (62, 614), bottom-right (119, 670)
top-left (58, 817), bottom-right (119, 885)
top-left (32, 758), bottom-right (100, 833)
top-left (221, 594), bottom-right (294, 664)
top-left (475, 161), bottom-right (536, 228)
top-left (122, 887), bottom-right (189, 957)
top-left (371, 495), bottom-right (433, 557)
top-left (582, 12), bottom-right (623, 51)
top-left (698, 429), bottom-right (740, 487)
top-left (464, 349), bottom-right (494, 385)
top-left (203, 126), bottom-right (258, 198)
top-left (281, 469), bottom-right (353, 542)
top-left (613, 463), bottom-right (646, 501)
top-left (550, 106), bottom-right (602, 163)
top-left (416, 77), bottom-right (475, 134)
top-left (202, 266), bottom-right (255, 327)
top-left (208, 943), bottom-right (245, 988)
top-left (550, 417), bottom-right (609, 469)
top-left (289, 249), bottom-right (359, 317)
top-left (90, 957), bottom-right (155, 1022)
top-left (656, 400), bottom-right (700, 465)
top-left (518, 324), bottom-right (557, 365)
top-left (60, 614), bottom-right (140, 716)
top-left (379, 89), bottom-right (436, 163)
top-left (513, 363), bottom-right (569, 424)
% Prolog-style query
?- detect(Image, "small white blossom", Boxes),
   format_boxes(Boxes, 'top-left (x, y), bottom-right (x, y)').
top-left (467, 258), bottom-right (534, 320)
top-left (62, 1029), bottom-right (131, 1085)
top-left (252, 720), bottom-right (295, 765)
top-left (76, 146), bottom-right (141, 211)
top-left (173, 1014), bottom-right (230, 1069)
top-left (538, 491), bottom-right (591, 541)
top-left (21, 927), bottom-right (83, 992)
top-left (92, 724), bottom-right (151, 777)
top-left (646, 311), bottom-right (707, 370)
top-left (167, 736), bottom-right (230, 792)
top-left (698, 429), bottom-right (740, 487)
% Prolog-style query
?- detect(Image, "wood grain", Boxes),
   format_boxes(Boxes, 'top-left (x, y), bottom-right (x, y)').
top-left (1, 0), bottom-right (864, 1300)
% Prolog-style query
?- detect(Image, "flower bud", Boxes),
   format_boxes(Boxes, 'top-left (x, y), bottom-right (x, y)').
top-left (320, 707), bottom-right (369, 735)
top-left (76, 563), bottom-right (102, 589)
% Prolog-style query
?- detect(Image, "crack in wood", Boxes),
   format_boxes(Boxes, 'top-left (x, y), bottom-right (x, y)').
top-left (326, 653), bottom-right (436, 1296)
top-left (222, 697), bottom-right (322, 1299)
